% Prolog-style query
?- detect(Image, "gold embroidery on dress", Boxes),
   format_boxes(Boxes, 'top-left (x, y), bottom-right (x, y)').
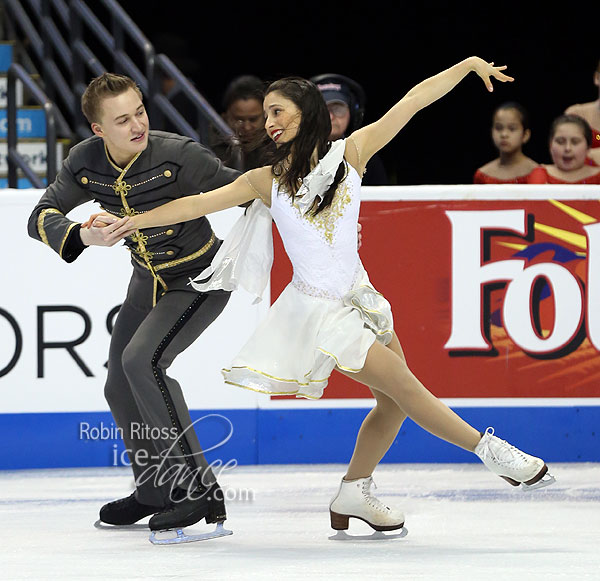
top-left (291, 180), bottom-right (352, 245)
top-left (291, 278), bottom-right (342, 301)
top-left (291, 263), bottom-right (361, 301)
top-left (223, 379), bottom-right (321, 400)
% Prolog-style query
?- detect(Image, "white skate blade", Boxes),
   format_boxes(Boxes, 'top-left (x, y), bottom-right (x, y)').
top-left (328, 527), bottom-right (408, 541)
top-left (520, 472), bottom-right (556, 491)
top-left (93, 519), bottom-right (148, 531)
top-left (149, 522), bottom-right (233, 545)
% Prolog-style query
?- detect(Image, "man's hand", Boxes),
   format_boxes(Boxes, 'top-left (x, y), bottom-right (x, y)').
top-left (79, 213), bottom-right (129, 247)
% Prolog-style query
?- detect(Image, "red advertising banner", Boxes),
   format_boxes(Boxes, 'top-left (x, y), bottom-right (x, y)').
top-left (270, 189), bottom-right (600, 400)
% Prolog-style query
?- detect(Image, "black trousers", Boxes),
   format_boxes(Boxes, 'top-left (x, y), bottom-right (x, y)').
top-left (104, 267), bottom-right (231, 506)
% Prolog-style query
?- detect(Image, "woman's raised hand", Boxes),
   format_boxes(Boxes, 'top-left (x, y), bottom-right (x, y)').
top-left (470, 57), bottom-right (514, 92)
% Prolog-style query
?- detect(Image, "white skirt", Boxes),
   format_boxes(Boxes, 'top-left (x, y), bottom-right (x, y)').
top-left (222, 266), bottom-right (394, 399)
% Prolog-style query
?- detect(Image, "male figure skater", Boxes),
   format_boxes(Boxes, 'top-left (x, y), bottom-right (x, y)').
top-left (28, 73), bottom-right (240, 536)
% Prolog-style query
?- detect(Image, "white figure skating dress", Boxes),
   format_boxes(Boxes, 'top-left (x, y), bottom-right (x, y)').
top-left (192, 140), bottom-right (394, 399)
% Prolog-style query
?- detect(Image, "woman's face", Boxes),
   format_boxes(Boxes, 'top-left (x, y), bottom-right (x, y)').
top-left (549, 122), bottom-right (590, 171)
top-left (491, 108), bottom-right (529, 154)
top-left (263, 91), bottom-right (301, 145)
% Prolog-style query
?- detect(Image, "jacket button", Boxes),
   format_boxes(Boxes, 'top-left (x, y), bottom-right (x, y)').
top-left (164, 169), bottom-right (172, 178)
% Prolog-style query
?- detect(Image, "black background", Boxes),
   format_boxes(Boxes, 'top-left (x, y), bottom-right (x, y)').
top-left (119, 1), bottom-right (600, 185)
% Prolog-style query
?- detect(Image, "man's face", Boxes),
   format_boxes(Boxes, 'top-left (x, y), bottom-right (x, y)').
top-left (327, 101), bottom-right (350, 140)
top-left (91, 88), bottom-right (149, 166)
top-left (223, 98), bottom-right (265, 143)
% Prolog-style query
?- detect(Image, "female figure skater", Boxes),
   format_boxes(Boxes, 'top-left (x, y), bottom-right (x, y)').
top-left (473, 101), bottom-right (539, 183)
top-left (92, 57), bottom-right (554, 535)
top-left (527, 114), bottom-right (600, 184)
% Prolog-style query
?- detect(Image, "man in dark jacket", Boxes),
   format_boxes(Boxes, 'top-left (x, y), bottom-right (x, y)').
top-left (28, 73), bottom-right (240, 535)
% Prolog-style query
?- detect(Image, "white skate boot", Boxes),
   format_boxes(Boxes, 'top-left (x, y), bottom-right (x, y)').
top-left (329, 476), bottom-right (407, 540)
top-left (474, 427), bottom-right (555, 490)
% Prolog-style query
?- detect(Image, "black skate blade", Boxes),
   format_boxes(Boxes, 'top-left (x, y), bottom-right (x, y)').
top-left (94, 519), bottom-right (148, 530)
top-left (149, 522), bottom-right (233, 545)
top-left (328, 527), bottom-right (408, 541)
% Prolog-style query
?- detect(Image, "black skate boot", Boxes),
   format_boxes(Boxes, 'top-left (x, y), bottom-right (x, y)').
top-left (148, 483), bottom-right (232, 544)
top-left (149, 483), bottom-right (226, 531)
top-left (98, 492), bottom-right (163, 526)
top-left (205, 483), bottom-right (227, 524)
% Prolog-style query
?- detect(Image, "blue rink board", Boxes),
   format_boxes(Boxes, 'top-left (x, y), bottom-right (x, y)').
top-left (0, 406), bottom-right (598, 470)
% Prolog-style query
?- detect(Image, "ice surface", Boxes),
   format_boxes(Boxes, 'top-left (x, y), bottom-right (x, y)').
top-left (1, 463), bottom-right (599, 580)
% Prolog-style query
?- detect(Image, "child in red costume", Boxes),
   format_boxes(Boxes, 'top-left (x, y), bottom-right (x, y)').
top-left (527, 114), bottom-right (600, 184)
top-left (474, 102), bottom-right (538, 184)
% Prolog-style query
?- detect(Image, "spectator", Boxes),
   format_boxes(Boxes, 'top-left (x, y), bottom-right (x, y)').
top-left (210, 75), bottom-right (268, 171)
top-left (527, 114), bottom-right (600, 183)
top-left (564, 59), bottom-right (600, 152)
top-left (310, 73), bottom-right (389, 185)
top-left (473, 101), bottom-right (539, 183)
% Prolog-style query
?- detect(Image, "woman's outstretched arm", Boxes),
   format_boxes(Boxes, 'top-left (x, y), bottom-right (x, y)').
top-left (348, 57), bottom-right (513, 170)
top-left (104, 168), bottom-right (270, 238)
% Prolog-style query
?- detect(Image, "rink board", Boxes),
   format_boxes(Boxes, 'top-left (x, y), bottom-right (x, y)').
top-left (0, 405), bottom-right (598, 469)
top-left (1, 186), bottom-right (599, 469)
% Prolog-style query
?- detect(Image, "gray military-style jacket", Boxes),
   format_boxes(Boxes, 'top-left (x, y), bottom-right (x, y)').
top-left (28, 131), bottom-right (240, 301)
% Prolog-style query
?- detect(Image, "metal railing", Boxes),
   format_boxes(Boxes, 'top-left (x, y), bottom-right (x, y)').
top-left (69, 0), bottom-right (156, 140)
top-left (7, 63), bottom-right (57, 188)
top-left (152, 54), bottom-right (240, 166)
top-left (3, 0), bottom-right (239, 187)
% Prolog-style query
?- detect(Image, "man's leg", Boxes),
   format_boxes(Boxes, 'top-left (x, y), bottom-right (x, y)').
top-left (102, 273), bottom-right (172, 513)
top-left (121, 289), bottom-right (231, 503)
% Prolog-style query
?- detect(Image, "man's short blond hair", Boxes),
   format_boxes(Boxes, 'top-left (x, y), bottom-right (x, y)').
top-left (81, 73), bottom-right (143, 124)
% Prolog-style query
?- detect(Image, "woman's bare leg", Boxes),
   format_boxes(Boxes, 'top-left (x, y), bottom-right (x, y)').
top-left (343, 333), bottom-right (408, 480)
top-left (344, 388), bottom-right (407, 480)
top-left (342, 336), bottom-right (481, 454)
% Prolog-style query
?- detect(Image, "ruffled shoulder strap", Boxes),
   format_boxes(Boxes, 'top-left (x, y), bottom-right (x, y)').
top-left (295, 139), bottom-right (346, 215)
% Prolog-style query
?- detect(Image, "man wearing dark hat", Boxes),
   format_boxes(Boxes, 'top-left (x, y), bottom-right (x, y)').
top-left (311, 74), bottom-right (389, 185)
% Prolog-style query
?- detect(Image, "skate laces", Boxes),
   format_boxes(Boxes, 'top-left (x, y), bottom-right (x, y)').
top-left (478, 427), bottom-right (530, 468)
top-left (361, 477), bottom-right (391, 513)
